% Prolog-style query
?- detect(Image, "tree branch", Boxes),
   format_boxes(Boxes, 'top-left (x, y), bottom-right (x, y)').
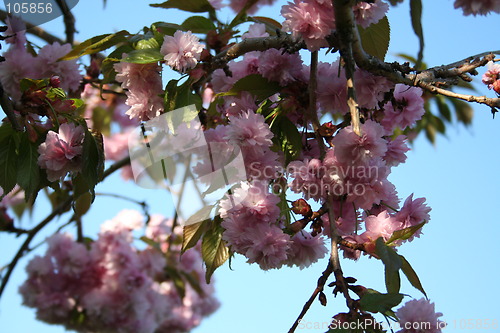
top-left (212, 34), bottom-right (305, 69)
top-left (288, 261), bottom-right (333, 333)
top-left (55, 0), bottom-right (76, 45)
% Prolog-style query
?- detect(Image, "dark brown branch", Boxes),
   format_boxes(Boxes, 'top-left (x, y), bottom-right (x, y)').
top-left (288, 261), bottom-right (333, 333)
top-left (334, 0), bottom-right (360, 135)
top-left (212, 34), bottom-right (305, 69)
top-left (55, 0), bottom-right (76, 45)
top-left (0, 9), bottom-right (65, 45)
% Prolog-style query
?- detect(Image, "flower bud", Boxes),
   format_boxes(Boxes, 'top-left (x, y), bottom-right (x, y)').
top-left (291, 199), bottom-right (312, 217)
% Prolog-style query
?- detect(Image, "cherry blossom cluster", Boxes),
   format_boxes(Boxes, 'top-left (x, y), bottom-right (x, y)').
top-left (454, 0), bottom-right (500, 16)
top-left (281, 0), bottom-right (388, 51)
top-left (482, 61), bottom-right (500, 95)
top-left (19, 210), bottom-right (218, 333)
top-left (0, 18), bottom-right (81, 101)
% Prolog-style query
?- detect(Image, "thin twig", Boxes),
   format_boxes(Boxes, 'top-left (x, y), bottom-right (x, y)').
top-left (288, 261), bottom-right (333, 333)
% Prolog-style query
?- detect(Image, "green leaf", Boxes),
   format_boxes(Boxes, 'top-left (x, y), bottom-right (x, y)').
top-left (182, 16), bottom-right (216, 34)
top-left (386, 221), bottom-right (426, 245)
top-left (202, 222), bottom-right (229, 283)
top-left (59, 30), bottom-right (130, 61)
top-left (152, 22), bottom-right (184, 36)
top-left (271, 115), bottom-right (302, 164)
top-left (375, 238), bottom-right (402, 294)
top-left (16, 134), bottom-right (40, 201)
top-left (359, 292), bottom-right (404, 314)
top-left (0, 133), bottom-right (19, 197)
top-left (164, 79), bottom-right (180, 111)
top-left (410, 0), bottom-right (424, 68)
top-left (150, 0), bottom-right (213, 13)
top-left (81, 130), bottom-right (105, 195)
top-left (435, 96), bottom-right (452, 122)
top-left (249, 16), bottom-right (282, 32)
top-left (175, 80), bottom-right (202, 110)
top-left (180, 270), bottom-right (205, 296)
top-left (221, 74), bottom-right (281, 101)
top-left (182, 221), bottom-right (206, 253)
top-left (165, 266), bottom-right (186, 299)
top-left (228, 0), bottom-right (259, 29)
top-left (450, 98), bottom-right (474, 126)
top-left (122, 49), bottom-right (164, 64)
top-left (134, 37), bottom-right (160, 50)
top-left (140, 236), bottom-right (163, 252)
top-left (358, 16), bottom-right (390, 61)
top-left (91, 106), bottom-right (112, 136)
top-left (400, 255), bottom-right (427, 297)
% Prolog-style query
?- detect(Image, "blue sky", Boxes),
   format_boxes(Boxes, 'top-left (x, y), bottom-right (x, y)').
top-left (1, 1), bottom-right (499, 332)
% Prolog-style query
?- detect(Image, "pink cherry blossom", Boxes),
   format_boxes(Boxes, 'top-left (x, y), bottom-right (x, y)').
top-left (316, 61), bottom-right (349, 114)
top-left (382, 84), bottom-right (425, 131)
top-left (0, 45), bottom-right (36, 100)
top-left (161, 30), bottom-right (204, 72)
top-left (37, 122), bottom-right (85, 181)
top-left (384, 135), bottom-right (410, 167)
top-left (281, 0), bottom-right (334, 51)
top-left (482, 61), bottom-right (500, 94)
top-left (219, 181), bottom-right (280, 223)
top-left (33, 42), bottom-right (82, 93)
top-left (354, 68), bottom-right (394, 109)
top-left (396, 298), bottom-right (444, 333)
top-left (114, 61), bottom-right (164, 121)
top-left (395, 194), bottom-right (431, 241)
top-left (363, 210), bottom-right (402, 242)
top-left (332, 120), bottom-right (388, 165)
top-left (244, 223), bottom-right (291, 270)
top-left (286, 231), bottom-right (328, 269)
top-left (454, 0), bottom-right (500, 15)
top-left (20, 210), bottom-right (218, 333)
top-left (224, 111), bottom-right (274, 153)
top-left (242, 23), bottom-right (270, 39)
top-left (353, 0), bottom-right (389, 28)
top-left (288, 158), bottom-right (327, 201)
top-left (257, 48), bottom-right (304, 85)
